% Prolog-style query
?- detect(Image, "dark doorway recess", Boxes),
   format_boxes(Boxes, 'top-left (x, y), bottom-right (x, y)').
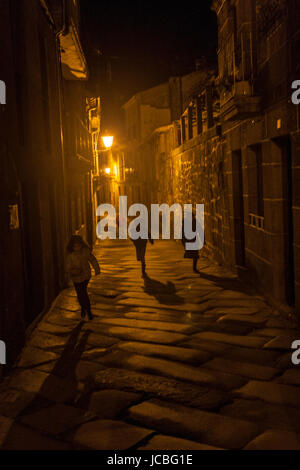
top-left (232, 150), bottom-right (245, 267)
top-left (273, 136), bottom-right (295, 307)
top-left (21, 181), bottom-right (45, 325)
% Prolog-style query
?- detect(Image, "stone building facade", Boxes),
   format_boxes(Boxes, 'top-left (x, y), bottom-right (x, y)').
top-left (211, 0), bottom-right (300, 312)
top-left (121, 0), bottom-right (300, 316)
top-left (0, 0), bottom-right (95, 368)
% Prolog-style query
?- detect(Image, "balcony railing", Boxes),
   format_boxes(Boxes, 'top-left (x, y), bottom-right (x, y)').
top-left (249, 213), bottom-right (264, 230)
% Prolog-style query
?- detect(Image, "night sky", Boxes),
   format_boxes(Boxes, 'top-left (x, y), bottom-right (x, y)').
top-left (80, 0), bottom-right (217, 133)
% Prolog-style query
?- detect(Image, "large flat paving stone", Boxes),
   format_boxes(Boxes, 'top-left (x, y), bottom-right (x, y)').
top-left (217, 314), bottom-right (267, 327)
top-left (204, 357), bottom-right (278, 381)
top-left (81, 347), bottom-right (108, 362)
top-left (94, 368), bottom-right (227, 409)
top-left (181, 338), bottom-right (230, 354)
top-left (222, 346), bottom-right (281, 367)
top-left (86, 333), bottom-right (120, 348)
top-left (251, 328), bottom-right (298, 338)
top-left (0, 416), bottom-right (13, 447)
top-left (244, 430), bottom-right (300, 450)
top-left (55, 296), bottom-right (81, 311)
top-left (95, 317), bottom-right (193, 333)
top-left (1, 423), bottom-right (72, 450)
top-left (37, 322), bottom-right (71, 336)
top-left (0, 388), bottom-right (37, 418)
top-left (138, 434), bottom-right (223, 450)
top-left (44, 313), bottom-right (79, 327)
top-left (8, 369), bottom-right (78, 403)
top-left (124, 311), bottom-right (191, 324)
top-left (276, 369), bottom-right (300, 386)
top-left (118, 297), bottom-right (201, 312)
top-left (21, 403), bottom-right (94, 436)
top-left (98, 351), bottom-right (246, 391)
top-left (8, 369), bottom-right (49, 394)
top-left (82, 389), bottom-right (142, 418)
top-left (203, 307), bottom-right (260, 316)
top-left (65, 360), bottom-right (105, 382)
top-left (263, 335), bottom-right (296, 350)
top-left (201, 298), bottom-right (268, 309)
top-left (213, 290), bottom-right (262, 301)
top-left (92, 325), bottom-right (187, 345)
top-left (220, 398), bottom-right (300, 434)
top-left (236, 380), bottom-right (300, 407)
top-left (128, 399), bottom-right (259, 449)
top-left (116, 341), bottom-right (211, 364)
top-left (28, 332), bottom-right (68, 351)
top-left (71, 419), bottom-right (153, 450)
top-left (193, 332), bottom-right (267, 348)
top-left (16, 347), bottom-right (58, 369)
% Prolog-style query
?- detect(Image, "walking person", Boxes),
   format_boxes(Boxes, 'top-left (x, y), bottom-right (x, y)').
top-left (66, 235), bottom-right (100, 320)
top-left (181, 212), bottom-right (200, 273)
top-left (128, 217), bottom-right (154, 276)
top-left (132, 235), bottom-right (154, 276)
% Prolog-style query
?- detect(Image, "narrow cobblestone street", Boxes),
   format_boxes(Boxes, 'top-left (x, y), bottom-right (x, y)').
top-left (1, 240), bottom-right (300, 450)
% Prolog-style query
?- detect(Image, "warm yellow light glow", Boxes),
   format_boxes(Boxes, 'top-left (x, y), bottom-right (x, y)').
top-left (105, 167), bottom-right (111, 174)
top-left (114, 165), bottom-right (117, 175)
top-left (102, 136), bottom-right (114, 148)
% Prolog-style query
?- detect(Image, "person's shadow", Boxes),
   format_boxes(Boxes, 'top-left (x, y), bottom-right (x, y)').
top-left (194, 270), bottom-right (256, 295)
top-left (143, 274), bottom-right (184, 305)
top-left (2, 321), bottom-right (92, 449)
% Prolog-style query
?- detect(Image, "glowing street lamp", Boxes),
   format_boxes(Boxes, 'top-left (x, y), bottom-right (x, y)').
top-left (105, 168), bottom-right (111, 174)
top-left (102, 135), bottom-right (114, 149)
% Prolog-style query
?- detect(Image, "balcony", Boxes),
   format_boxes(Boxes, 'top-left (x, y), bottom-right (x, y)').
top-left (219, 80), bottom-right (261, 121)
top-left (67, 116), bottom-right (93, 172)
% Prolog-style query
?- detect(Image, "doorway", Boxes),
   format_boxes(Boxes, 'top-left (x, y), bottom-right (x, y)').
top-left (232, 150), bottom-right (245, 267)
top-left (273, 136), bottom-right (295, 307)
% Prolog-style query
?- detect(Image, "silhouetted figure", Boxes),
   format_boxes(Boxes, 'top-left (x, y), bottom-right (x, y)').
top-left (66, 235), bottom-right (100, 320)
top-left (181, 213), bottom-right (200, 273)
top-left (132, 235), bottom-right (154, 276)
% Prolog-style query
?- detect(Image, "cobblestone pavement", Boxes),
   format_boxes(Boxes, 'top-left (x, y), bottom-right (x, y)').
top-left (1, 240), bottom-right (300, 450)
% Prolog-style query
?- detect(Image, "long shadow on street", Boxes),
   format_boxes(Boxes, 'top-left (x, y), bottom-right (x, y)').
top-left (142, 274), bottom-right (185, 305)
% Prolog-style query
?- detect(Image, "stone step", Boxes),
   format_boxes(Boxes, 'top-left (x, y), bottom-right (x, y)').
top-left (244, 430), bottom-right (300, 450)
top-left (1, 423), bottom-right (72, 450)
top-left (217, 314), bottom-right (267, 327)
top-left (81, 389), bottom-right (142, 419)
top-left (118, 297), bottom-right (201, 312)
top-left (275, 369), bottom-right (300, 386)
top-left (94, 368), bottom-right (227, 410)
top-left (70, 419), bottom-right (153, 450)
top-left (263, 335), bottom-right (296, 350)
top-left (204, 357), bottom-right (278, 381)
top-left (222, 345), bottom-right (281, 367)
top-left (193, 332), bottom-right (267, 349)
top-left (138, 434), bottom-right (223, 450)
top-left (204, 307), bottom-right (261, 316)
top-left (20, 403), bottom-right (95, 436)
top-left (98, 350), bottom-right (246, 391)
top-left (116, 341), bottom-right (212, 365)
top-left (220, 398), bottom-right (300, 434)
top-left (236, 380), bottom-right (300, 407)
top-left (251, 328), bottom-right (298, 338)
top-left (88, 325), bottom-right (187, 345)
top-left (95, 317), bottom-right (194, 334)
top-left (0, 416), bottom-right (13, 447)
top-left (127, 399), bottom-right (259, 449)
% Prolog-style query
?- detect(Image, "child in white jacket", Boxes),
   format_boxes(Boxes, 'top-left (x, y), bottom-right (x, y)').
top-left (66, 235), bottom-right (100, 320)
